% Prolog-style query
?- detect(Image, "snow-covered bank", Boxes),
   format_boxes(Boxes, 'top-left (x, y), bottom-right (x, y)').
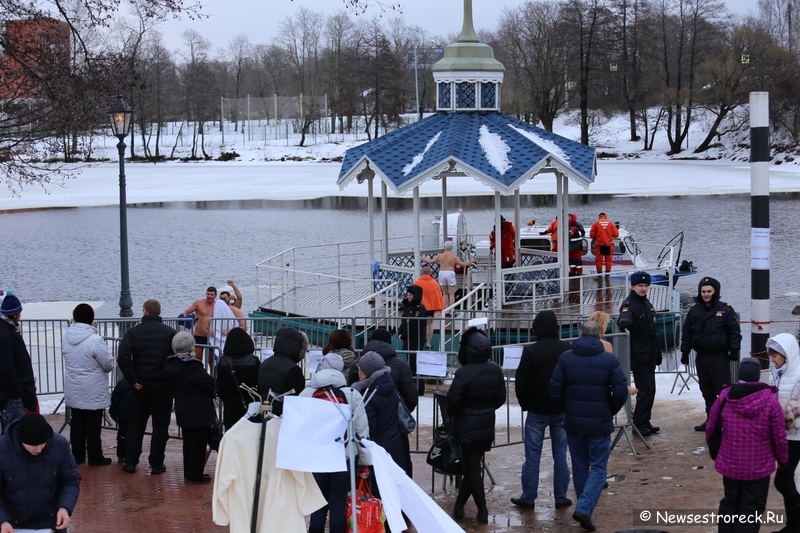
top-left (1, 158), bottom-right (799, 212)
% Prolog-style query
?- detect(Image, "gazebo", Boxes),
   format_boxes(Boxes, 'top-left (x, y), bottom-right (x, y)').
top-left (337, 0), bottom-right (597, 309)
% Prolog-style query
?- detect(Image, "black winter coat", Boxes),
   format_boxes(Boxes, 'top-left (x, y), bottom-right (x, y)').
top-left (109, 378), bottom-right (132, 423)
top-left (0, 319), bottom-right (36, 412)
top-left (447, 330), bottom-right (506, 454)
top-left (117, 315), bottom-right (177, 387)
top-left (680, 284), bottom-right (741, 357)
top-left (363, 371), bottom-right (406, 469)
top-left (166, 355), bottom-right (216, 429)
top-left (354, 339), bottom-right (419, 411)
top-left (257, 328), bottom-right (306, 416)
top-left (515, 311), bottom-right (572, 415)
top-left (0, 420), bottom-right (81, 530)
top-left (617, 290), bottom-right (660, 371)
top-left (548, 335), bottom-right (628, 437)
top-left (398, 285), bottom-right (427, 352)
top-left (216, 353), bottom-right (260, 429)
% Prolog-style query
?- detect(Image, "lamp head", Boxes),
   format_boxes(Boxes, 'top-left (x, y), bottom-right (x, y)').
top-left (108, 95), bottom-right (134, 139)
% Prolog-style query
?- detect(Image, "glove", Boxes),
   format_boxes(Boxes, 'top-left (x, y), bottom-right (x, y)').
top-left (539, 231), bottom-right (547, 235)
top-left (729, 350), bottom-right (740, 362)
top-left (680, 352), bottom-right (689, 365)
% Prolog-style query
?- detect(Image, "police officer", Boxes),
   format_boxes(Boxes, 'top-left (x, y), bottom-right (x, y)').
top-left (680, 277), bottom-right (742, 431)
top-left (617, 271), bottom-right (661, 436)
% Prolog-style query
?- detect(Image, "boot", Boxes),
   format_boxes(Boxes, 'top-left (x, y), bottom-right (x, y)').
top-left (476, 508), bottom-right (489, 523)
top-left (453, 484), bottom-right (469, 519)
top-left (695, 419), bottom-right (707, 432)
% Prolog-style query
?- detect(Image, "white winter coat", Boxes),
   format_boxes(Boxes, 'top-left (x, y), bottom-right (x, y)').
top-left (770, 332), bottom-right (800, 441)
top-left (62, 322), bottom-right (114, 410)
top-left (299, 368), bottom-right (371, 465)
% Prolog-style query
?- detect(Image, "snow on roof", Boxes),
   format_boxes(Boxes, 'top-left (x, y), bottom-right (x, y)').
top-left (508, 124), bottom-right (571, 163)
top-left (403, 131), bottom-right (442, 176)
top-left (478, 125), bottom-right (511, 175)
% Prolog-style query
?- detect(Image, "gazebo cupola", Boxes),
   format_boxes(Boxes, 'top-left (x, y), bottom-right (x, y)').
top-left (432, 0), bottom-right (505, 112)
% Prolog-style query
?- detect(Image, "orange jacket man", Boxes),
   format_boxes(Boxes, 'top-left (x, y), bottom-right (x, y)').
top-left (589, 213), bottom-right (619, 275)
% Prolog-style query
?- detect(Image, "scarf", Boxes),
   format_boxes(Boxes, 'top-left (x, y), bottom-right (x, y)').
top-left (351, 366), bottom-right (391, 394)
top-left (170, 353), bottom-right (197, 363)
top-left (1, 314), bottom-right (21, 335)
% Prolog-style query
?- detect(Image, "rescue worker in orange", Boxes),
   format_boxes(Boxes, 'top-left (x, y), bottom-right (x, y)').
top-left (589, 213), bottom-right (620, 276)
top-left (541, 218), bottom-right (559, 252)
top-left (490, 216), bottom-right (516, 268)
top-left (414, 266), bottom-right (445, 349)
top-left (567, 214), bottom-right (586, 277)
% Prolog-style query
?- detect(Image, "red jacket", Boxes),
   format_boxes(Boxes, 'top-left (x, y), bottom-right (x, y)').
top-left (589, 215), bottom-right (619, 247)
top-left (490, 219), bottom-right (516, 264)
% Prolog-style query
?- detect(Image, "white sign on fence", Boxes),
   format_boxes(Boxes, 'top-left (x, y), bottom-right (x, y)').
top-left (502, 345), bottom-right (524, 370)
top-left (308, 350), bottom-right (324, 372)
top-left (261, 348), bottom-right (274, 361)
top-left (416, 351), bottom-right (448, 377)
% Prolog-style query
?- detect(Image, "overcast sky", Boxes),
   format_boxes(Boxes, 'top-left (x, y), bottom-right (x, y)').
top-left (155, 0), bottom-right (759, 55)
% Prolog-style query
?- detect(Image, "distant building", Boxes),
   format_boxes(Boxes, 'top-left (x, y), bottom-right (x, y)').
top-left (0, 17), bottom-right (70, 102)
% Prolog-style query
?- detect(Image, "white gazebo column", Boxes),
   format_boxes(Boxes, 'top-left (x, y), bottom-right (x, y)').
top-left (495, 191), bottom-right (503, 308)
top-left (514, 189), bottom-right (520, 266)
top-left (442, 176), bottom-right (448, 245)
top-left (556, 172), bottom-right (568, 281)
top-left (382, 181), bottom-right (389, 264)
top-left (413, 186), bottom-right (421, 280)
top-left (368, 176), bottom-right (375, 263)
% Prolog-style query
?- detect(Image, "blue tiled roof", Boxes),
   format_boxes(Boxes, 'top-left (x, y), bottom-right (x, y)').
top-left (338, 112), bottom-right (596, 194)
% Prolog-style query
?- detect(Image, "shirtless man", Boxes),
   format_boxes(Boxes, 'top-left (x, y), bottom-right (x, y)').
top-left (422, 241), bottom-right (476, 311)
top-left (220, 280), bottom-right (247, 331)
top-left (182, 286), bottom-right (217, 360)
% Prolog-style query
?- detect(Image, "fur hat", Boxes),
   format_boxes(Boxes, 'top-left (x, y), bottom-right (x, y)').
top-left (172, 331), bottom-right (196, 354)
top-left (17, 413), bottom-right (51, 445)
top-left (370, 328), bottom-right (393, 343)
top-left (738, 357), bottom-right (761, 383)
top-left (223, 327), bottom-right (255, 356)
top-left (0, 294), bottom-right (22, 315)
top-left (318, 352), bottom-right (345, 372)
top-left (358, 351), bottom-right (386, 377)
top-left (631, 271), bottom-right (651, 286)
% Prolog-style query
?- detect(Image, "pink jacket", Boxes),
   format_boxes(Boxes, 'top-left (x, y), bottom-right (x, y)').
top-left (707, 382), bottom-right (788, 480)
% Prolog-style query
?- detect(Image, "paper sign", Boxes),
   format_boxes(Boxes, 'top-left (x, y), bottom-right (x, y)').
top-left (308, 350), bottom-right (324, 372)
top-left (416, 351), bottom-right (448, 377)
top-left (502, 345), bottom-right (523, 370)
top-left (276, 395), bottom-right (350, 473)
top-left (260, 348), bottom-right (274, 361)
top-left (467, 316), bottom-right (488, 329)
top-left (751, 250), bottom-right (770, 270)
top-left (751, 228), bottom-right (770, 248)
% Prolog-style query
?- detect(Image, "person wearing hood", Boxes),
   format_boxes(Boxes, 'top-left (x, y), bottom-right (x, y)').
top-left (352, 351), bottom-right (406, 471)
top-left (323, 329), bottom-right (357, 383)
top-left (706, 357), bottom-right (787, 531)
top-left (512, 310), bottom-right (573, 511)
top-left (447, 327), bottom-right (506, 523)
top-left (300, 353), bottom-right (370, 533)
top-left (768, 333), bottom-right (800, 532)
top-left (0, 413), bottom-right (81, 532)
top-left (617, 271), bottom-right (661, 437)
top-left (216, 327), bottom-right (260, 430)
top-left (567, 213), bottom-right (586, 277)
top-left (257, 327), bottom-right (307, 417)
top-left (354, 328), bottom-right (418, 477)
top-left (166, 332), bottom-right (217, 484)
top-left (397, 285), bottom-right (427, 397)
top-left (62, 303), bottom-right (114, 466)
top-left (549, 321), bottom-right (628, 532)
top-left (681, 276), bottom-right (742, 432)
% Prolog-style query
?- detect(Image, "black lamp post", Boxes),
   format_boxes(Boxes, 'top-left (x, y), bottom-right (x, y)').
top-left (107, 95), bottom-right (135, 318)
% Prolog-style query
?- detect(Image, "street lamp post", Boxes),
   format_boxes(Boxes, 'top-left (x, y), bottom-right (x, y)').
top-left (107, 95), bottom-right (135, 318)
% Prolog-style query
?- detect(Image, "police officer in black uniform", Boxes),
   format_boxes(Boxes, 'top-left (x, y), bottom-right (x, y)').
top-left (617, 271), bottom-right (661, 436)
top-left (680, 276), bottom-right (742, 431)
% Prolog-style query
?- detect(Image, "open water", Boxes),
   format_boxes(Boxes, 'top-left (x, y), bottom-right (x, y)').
top-left (2, 193), bottom-right (800, 336)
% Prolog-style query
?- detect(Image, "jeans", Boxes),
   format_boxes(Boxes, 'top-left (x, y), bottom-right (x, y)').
top-left (310, 469), bottom-right (351, 533)
top-left (567, 433), bottom-right (611, 517)
top-left (519, 412), bottom-right (570, 505)
top-left (0, 399), bottom-right (24, 432)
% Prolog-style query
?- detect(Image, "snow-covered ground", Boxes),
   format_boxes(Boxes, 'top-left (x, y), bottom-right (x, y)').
top-left (2, 109), bottom-right (798, 211)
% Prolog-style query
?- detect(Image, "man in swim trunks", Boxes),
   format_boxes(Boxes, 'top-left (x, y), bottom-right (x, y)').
top-left (182, 287), bottom-right (217, 360)
top-left (423, 241), bottom-right (476, 311)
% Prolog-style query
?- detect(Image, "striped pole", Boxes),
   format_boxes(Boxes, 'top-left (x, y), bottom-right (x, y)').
top-left (750, 92), bottom-right (770, 368)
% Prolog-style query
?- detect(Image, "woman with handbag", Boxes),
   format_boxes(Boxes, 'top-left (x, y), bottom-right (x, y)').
top-left (166, 332), bottom-right (217, 484)
top-left (215, 327), bottom-right (260, 430)
top-left (447, 327), bottom-right (506, 523)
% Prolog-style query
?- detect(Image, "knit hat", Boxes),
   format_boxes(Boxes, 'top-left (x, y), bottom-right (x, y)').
top-left (630, 271), bottom-right (651, 286)
top-left (738, 357), bottom-right (761, 383)
top-left (358, 351), bottom-right (386, 377)
top-left (370, 328), bottom-right (392, 343)
top-left (318, 352), bottom-right (345, 372)
top-left (223, 327), bottom-right (255, 356)
top-left (0, 294), bottom-right (22, 315)
top-left (17, 414), bottom-right (51, 445)
top-left (172, 331), bottom-right (196, 354)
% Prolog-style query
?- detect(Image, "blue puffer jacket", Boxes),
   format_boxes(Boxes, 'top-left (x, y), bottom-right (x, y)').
top-left (548, 335), bottom-right (628, 437)
top-left (0, 420), bottom-right (81, 530)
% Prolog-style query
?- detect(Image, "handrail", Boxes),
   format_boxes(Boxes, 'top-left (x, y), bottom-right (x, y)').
top-left (339, 281), bottom-right (400, 315)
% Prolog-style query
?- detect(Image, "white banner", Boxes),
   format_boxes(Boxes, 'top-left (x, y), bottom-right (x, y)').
top-left (416, 351), bottom-right (448, 377)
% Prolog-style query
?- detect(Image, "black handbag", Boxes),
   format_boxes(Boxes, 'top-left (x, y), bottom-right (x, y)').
top-left (397, 391), bottom-right (416, 435)
top-left (707, 398), bottom-right (727, 460)
top-left (208, 417), bottom-right (223, 451)
top-left (426, 424), bottom-right (464, 475)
